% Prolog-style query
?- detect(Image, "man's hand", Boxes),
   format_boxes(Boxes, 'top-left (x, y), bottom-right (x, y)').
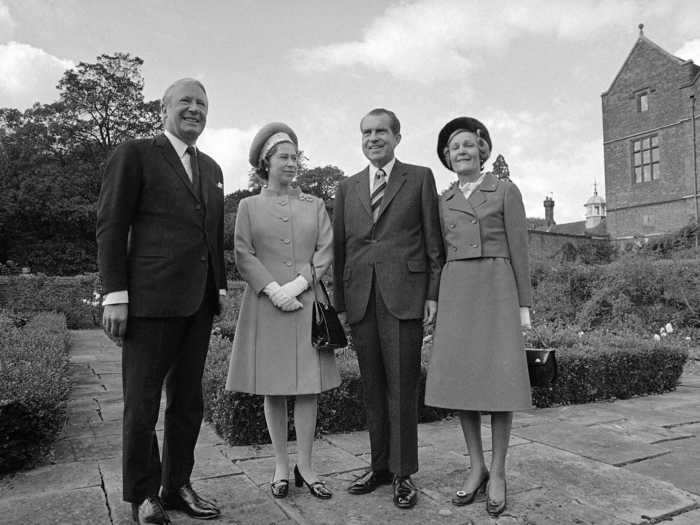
top-left (103, 303), bottom-right (128, 345)
top-left (337, 311), bottom-right (351, 336)
top-left (423, 300), bottom-right (437, 325)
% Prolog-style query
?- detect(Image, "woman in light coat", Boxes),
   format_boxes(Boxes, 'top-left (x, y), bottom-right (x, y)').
top-left (226, 123), bottom-right (339, 500)
top-left (425, 117), bottom-right (532, 517)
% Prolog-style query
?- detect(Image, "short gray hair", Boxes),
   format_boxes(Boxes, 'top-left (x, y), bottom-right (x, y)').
top-left (161, 78), bottom-right (207, 107)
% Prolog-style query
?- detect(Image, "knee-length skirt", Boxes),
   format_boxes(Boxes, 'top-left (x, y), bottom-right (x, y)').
top-left (425, 257), bottom-right (532, 411)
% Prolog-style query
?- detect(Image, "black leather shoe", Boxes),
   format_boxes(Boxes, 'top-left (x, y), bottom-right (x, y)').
top-left (161, 482), bottom-right (220, 520)
top-left (486, 479), bottom-right (507, 517)
top-left (347, 469), bottom-right (393, 495)
top-left (270, 479), bottom-right (289, 499)
top-left (131, 496), bottom-right (171, 524)
top-left (294, 465), bottom-right (332, 499)
top-left (393, 475), bottom-right (418, 509)
top-left (452, 471), bottom-right (489, 506)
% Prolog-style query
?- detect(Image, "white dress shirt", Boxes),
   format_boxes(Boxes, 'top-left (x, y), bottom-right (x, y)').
top-left (368, 157), bottom-right (397, 194)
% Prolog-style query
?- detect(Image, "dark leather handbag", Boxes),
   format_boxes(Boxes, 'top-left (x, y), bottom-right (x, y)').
top-left (311, 272), bottom-right (347, 351)
top-left (526, 348), bottom-right (557, 387)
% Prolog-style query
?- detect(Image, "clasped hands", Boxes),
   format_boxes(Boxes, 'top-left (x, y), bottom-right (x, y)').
top-left (264, 275), bottom-right (308, 311)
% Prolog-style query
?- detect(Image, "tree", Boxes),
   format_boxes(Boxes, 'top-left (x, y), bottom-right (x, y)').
top-left (491, 154), bottom-right (510, 180)
top-left (57, 53), bottom-right (161, 155)
top-left (295, 165), bottom-right (345, 204)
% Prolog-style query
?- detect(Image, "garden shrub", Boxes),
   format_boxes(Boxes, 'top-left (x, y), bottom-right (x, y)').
top-left (0, 311), bottom-right (71, 473)
top-left (525, 326), bottom-right (689, 407)
top-left (0, 274), bottom-right (102, 329)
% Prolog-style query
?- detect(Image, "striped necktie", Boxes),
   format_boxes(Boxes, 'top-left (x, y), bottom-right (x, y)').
top-left (371, 169), bottom-right (387, 222)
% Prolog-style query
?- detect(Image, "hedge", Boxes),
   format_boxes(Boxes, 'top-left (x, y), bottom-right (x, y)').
top-left (0, 274), bottom-right (102, 329)
top-left (0, 311), bottom-right (71, 473)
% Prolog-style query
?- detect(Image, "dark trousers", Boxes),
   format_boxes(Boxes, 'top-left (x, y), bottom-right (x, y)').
top-left (121, 284), bottom-right (216, 503)
top-left (351, 280), bottom-right (423, 477)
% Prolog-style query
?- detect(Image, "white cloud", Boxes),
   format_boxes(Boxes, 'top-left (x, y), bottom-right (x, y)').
top-left (292, 0), bottom-right (680, 84)
top-left (0, 41), bottom-right (74, 108)
top-left (675, 39), bottom-right (700, 63)
top-left (198, 125), bottom-right (259, 194)
top-left (0, 1), bottom-right (14, 40)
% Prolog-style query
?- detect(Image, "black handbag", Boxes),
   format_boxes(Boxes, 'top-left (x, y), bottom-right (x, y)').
top-left (526, 348), bottom-right (557, 388)
top-left (311, 272), bottom-right (347, 351)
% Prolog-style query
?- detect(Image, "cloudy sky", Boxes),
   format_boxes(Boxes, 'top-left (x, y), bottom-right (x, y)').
top-left (2, 0), bottom-right (700, 222)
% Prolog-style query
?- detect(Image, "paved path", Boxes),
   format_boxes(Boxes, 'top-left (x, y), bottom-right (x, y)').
top-left (1, 330), bottom-right (700, 524)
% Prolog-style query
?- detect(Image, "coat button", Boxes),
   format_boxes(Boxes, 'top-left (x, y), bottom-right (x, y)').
top-left (285, 261), bottom-right (292, 267)
top-left (281, 216), bottom-right (289, 222)
top-left (449, 224), bottom-right (456, 229)
top-left (282, 238), bottom-right (290, 244)
top-left (279, 201), bottom-right (287, 206)
top-left (471, 219), bottom-right (477, 224)
top-left (471, 243), bottom-right (478, 248)
top-left (452, 246), bottom-right (457, 251)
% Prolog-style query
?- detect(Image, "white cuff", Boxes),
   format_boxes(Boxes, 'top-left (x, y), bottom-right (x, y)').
top-left (263, 281), bottom-right (281, 295)
top-left (103, 290), bottom-right (128, 306)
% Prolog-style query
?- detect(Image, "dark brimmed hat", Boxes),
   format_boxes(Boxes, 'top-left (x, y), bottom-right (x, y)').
top-left (436, 117), bottom-right (492, 169)
top-left (248, 122), bottom-right (298, 167)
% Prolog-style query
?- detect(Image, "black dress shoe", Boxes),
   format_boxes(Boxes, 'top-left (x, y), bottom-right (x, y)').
top-left (161, 482), bottom-right (220, 520)
top-left (452, 471), bottom-right (489, 506)
top-left (347, 469), bottom-right (393, 495)
top-left (131, 496), bottom-right (171, 524)
top-left (486, 479), bottom-right (507, 517)
top-left (393, 475), bottom-right (418, 509)
top-left (294, 465), bottom-right (332, 499)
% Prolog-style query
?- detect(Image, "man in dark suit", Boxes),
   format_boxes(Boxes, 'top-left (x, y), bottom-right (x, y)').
top-left (97, 78), bottom-right (226, 524)
top-left (333, 108), bottom-right (444, 509)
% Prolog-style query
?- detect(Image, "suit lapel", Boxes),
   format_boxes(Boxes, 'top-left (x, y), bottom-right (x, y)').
top-left (199, 156), bottom-right (210, 210)
top-left (376, 160), bottom-right (406, 220)
top-left (468, 172), bottom-right (498, 210)
top-left (156, 134), bottom-right (200, 202)
top-left (353, 168), bottom-right (373, 219)
top-left (445, 186), bottom-right (476, 217)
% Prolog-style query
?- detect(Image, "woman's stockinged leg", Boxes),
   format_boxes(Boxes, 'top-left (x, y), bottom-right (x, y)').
top-left (294, 394), bottom-right (320, 482)
top-left (264, 395), bottom-right (289, 482)
top-left (458, 410), bottom-right (489, 491)
top-left (489, 411), bottom-right (513, 501)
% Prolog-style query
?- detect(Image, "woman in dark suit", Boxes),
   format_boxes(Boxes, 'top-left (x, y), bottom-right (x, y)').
top-left (425, 117), bottom-right (532, 517)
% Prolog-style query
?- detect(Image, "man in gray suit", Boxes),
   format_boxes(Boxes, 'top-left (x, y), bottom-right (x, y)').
top-left (333, 108), bottom-right (444, 509)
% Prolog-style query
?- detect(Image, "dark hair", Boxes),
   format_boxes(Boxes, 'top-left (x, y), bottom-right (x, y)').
top-left (253, 141), bottom-right (296, 181)
top-left (361, 108), bottom-right (401, 135)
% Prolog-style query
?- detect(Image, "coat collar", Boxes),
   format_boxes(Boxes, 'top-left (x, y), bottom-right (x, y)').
top-left (443, 172), bottom-right (499, 216)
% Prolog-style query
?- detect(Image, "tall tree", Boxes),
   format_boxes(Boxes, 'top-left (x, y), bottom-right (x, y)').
top-left (491, 154), bottom-right (510, 180)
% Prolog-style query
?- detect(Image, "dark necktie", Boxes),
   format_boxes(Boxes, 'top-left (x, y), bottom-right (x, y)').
top-left (186, 145), bottom-right (201, 196)
top-left (371, 169), bottom-right (387, 222)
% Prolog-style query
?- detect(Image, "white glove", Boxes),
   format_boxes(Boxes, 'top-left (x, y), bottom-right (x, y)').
top-left (264, 281), bottom-right (302, 312)
top-left (520, 307), bottom-right (531, 329)
top-left (280, 275), bottom-right (309, 298)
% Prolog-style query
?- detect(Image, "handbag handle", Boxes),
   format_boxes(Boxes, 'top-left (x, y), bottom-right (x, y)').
top-left (309, 264), bottom-right (331, 306)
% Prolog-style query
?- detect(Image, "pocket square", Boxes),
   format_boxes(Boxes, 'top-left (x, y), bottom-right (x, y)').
top-left (217, 182), bottom-right (223, 189)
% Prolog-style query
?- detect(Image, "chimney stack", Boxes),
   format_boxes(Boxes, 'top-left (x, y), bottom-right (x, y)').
top-left (544, 196), bottom-right (555, 228)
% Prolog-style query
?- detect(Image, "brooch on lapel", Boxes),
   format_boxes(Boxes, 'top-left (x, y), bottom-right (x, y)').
top-left (298, 193), bottom-right (313, 202)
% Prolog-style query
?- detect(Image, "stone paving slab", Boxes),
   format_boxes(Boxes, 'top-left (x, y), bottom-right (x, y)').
top-left (512, 420), bottom-right (671, 466)
top-left (593, 419), bottom-right (695, 444)
top-left (0, 486), bottom-right (111, 525)
top-left (508, 443), bottom-right (697, 523)
top-left (625, 436), bottom-right (700, 495)
top-left (0, 461), bottom-right (102, 498)
top-left (660, 508), bottom-right (700, 524)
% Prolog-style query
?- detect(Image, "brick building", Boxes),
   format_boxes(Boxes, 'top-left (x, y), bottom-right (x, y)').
top-left (601, 25), bottom-right (700, 240)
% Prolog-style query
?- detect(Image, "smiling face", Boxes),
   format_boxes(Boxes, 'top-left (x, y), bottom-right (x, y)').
top-left (162, 80), bottom-right (208, 145)
top-left (266, 141), bottom-right (298, 188)
top-left (447, 130), bottom-right (481, 176)
top-left (361, 113), bottom-right (401, 168)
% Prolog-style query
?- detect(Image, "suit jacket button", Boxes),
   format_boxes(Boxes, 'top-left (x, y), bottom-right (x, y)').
top-left (200, 255), bottom-right (207, 262)
top-left (195, 204), bottom-right (202, 210)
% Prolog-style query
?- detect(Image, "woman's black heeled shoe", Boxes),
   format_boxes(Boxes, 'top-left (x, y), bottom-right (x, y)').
top-left (451, 472), bottom-right (489, 506)
top-left (294, 465), bottom-right (332, 499)
top-left (486, 479), bottom-right (507, 517)
top-left (270, 479), bottom-right (289, 499)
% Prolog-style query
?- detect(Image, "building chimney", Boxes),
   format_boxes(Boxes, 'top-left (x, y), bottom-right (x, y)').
top-left (544, 196), bottom-right (555, 228)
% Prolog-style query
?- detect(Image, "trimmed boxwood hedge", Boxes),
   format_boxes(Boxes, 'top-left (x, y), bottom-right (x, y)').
top-left (0, 274), bottom-right (102, 329)
top-left (0, 311), bottom-right (71, 473)
top-left (204, 323), bottom-right (688, 445)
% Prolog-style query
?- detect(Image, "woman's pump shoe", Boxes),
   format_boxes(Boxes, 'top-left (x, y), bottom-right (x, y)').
top-left (486, 479), bottom-right (507, 517)
top-left (270, 479), bottom-right (289, 499)
top-left (294, 465), bottom-right (332, 499)
top-left (452, 472), bottom-right (489, 506)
